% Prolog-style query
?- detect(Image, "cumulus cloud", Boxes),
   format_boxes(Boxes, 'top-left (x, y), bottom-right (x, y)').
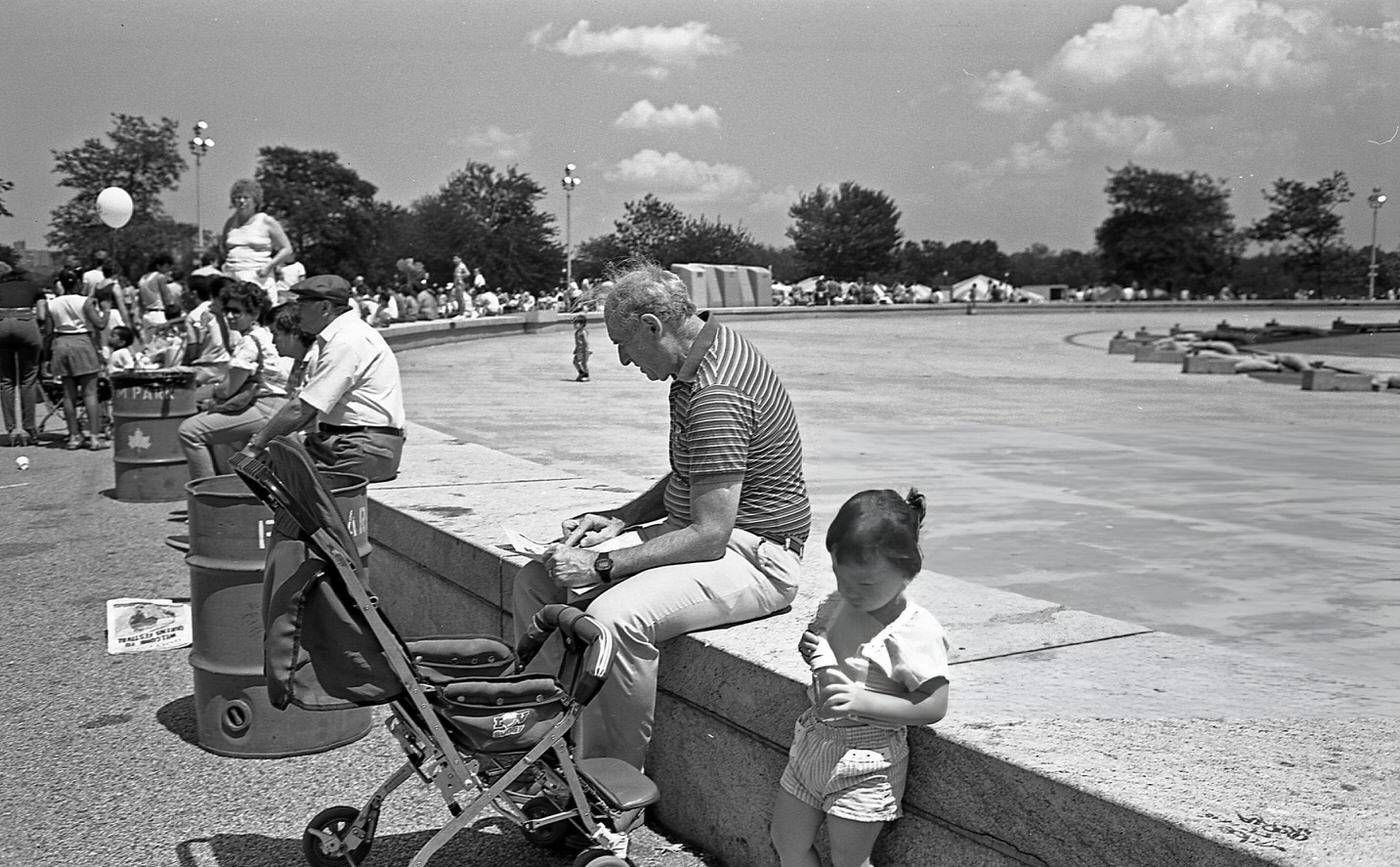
top-left (529, 20), bottom-right (733, 77)
top-left (977, 69), bottom-right (1055, 114)
top-left (605, 149), bottom-right (757, 203)
top-left (457, 126), bottom-right (531, 162)
top-left (1052, 0), bottom-right (1330, 91)
top-left (615, 100), bottom-right (721, 131)
top-left (978, 110), bottom-right (1178, 176)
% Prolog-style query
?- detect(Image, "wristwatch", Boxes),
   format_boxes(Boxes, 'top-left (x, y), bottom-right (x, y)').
top-left (593, 552), bottom-right (614, 584)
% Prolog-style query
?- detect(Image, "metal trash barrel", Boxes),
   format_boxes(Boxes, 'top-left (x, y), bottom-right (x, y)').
top-left (112, 368), bottom-right (198, 502)
top-left (186, 472), bottom-right (373, 758)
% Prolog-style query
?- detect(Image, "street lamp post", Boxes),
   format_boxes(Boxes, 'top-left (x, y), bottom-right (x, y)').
top-left (1368, 187), bottom-right (1386, 301)
top-left (561, 164), bottom-right (581, 291)
top-left (189, 121), bottom-right (215, 256)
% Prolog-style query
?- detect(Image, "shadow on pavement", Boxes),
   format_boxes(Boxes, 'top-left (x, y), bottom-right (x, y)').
top-left (174, 818), bottom-right (585, 867)
top-left (156, 694), bottom-right (200, 747)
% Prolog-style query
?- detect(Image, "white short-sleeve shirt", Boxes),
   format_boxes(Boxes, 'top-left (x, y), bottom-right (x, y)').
top-left (297, 310), bottom-right (405, 428)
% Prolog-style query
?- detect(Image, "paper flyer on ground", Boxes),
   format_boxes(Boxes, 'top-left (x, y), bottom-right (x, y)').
top-left (106, 598), bottom-right (193, 654)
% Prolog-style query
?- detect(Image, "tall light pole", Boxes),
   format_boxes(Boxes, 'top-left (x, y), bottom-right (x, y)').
top-left (1368, 187), bottom-right (1386, 301)
top-left (189, 120), bottom-right (215, 256)
top-left (561, 164), bottom-right (581, 291)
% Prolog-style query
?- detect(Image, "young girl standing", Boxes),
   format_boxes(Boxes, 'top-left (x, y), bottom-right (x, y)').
top-left (771, 488), bottom-right (950, 867)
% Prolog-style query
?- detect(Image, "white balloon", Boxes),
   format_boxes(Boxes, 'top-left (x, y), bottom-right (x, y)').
top-left (96, 186), bottom-right (133, 229)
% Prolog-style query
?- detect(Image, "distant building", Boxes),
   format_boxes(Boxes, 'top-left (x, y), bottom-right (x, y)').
top-left (7, 240), bottom-right (56, 272)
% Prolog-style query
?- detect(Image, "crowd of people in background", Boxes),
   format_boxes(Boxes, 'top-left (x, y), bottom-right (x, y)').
top-left (0, 174), bottom-right (598, 454)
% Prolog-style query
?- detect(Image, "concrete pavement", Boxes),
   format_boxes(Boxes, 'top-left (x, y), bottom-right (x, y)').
top-left (0, 441), bottom-right (717, 866)
top-left (5, 301), bottom-right (1396, 866)
top-left (398, 304), bottom-right (1400, 699)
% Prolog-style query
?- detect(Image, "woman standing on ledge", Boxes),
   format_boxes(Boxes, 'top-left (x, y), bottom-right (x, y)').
top-left (219, 178), bottom-right (294, 308)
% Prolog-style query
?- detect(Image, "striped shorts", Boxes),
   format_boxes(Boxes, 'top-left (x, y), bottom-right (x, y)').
top-left (779, 708), bottom-right (908, 822)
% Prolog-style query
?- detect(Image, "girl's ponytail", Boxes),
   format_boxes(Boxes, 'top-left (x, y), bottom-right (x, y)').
top-left (904, 488), bottom-right (926, 527)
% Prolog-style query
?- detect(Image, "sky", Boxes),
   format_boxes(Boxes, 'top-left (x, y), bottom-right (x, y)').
top-left (4, 0), bottom-right (1400, 260)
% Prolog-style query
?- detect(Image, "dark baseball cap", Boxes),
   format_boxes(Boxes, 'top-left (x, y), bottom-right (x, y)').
top-left (291, 274), bottom-right (351, 304)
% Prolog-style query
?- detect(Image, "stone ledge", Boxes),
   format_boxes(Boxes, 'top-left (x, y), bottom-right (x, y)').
top-left (363, 424), bottom-right (1398, 866)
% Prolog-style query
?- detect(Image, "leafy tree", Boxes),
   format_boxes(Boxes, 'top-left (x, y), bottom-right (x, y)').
top-left (787, 182), bottom-right (902, 280)
top-left (411, 161), bottom-right (564, 293)
top-left (1007, 243), bottom-right (1103, 288)
top-left (611, 194), bottom-right (687, 264)
top-left (1248, 172), bottom-right (1355, 297)
top-left (893, 239), bottom-right (1008, 285)
top-left (1095, 164), bottom-right (1240, 296)
top-left (46, 114), bottom-right (192, 274)
top-left (575, 194), bottom-right (757, 276)
top-left (744, 243), bottom-right (801, 284)
top-left (356, 201), bottom-right (416, 289)
top-left (255, 146), bottom-right (380, 278)
top-left (0, 177), bottom-right (13, 219)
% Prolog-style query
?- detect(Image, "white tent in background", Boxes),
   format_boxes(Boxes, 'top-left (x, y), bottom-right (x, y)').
top-left (907, 283), bottom-right (934, 302)
top-left (950, 274), bottom-right (1013, 301)
top-left (1010, 287), bottom-right (1046, 303)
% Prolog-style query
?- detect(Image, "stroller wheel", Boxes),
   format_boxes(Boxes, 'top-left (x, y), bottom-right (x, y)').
top-left (572, 849), bottom-right (633, 867)
top-left (519, 796), bottom-right (570, 849)
top-left (302, 805), bottom-right (375, 866)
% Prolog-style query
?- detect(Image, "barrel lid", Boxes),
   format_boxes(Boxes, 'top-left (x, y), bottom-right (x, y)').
top-left (111, 367), bottom-right (197, 386)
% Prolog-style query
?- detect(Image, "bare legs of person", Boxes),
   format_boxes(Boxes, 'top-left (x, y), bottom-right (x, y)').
top-left (61, 372), bottom-right (107, 450)
top-left (770, 791), bottom-right (884, 867)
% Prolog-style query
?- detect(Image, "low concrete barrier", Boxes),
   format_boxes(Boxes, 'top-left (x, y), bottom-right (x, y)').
top-left (363, 425), bottom-right (1400, 867)
top-left (1183, 354), bottom-right (1241, 375)
top-left (1300, 368), bottom-right (1376, 392)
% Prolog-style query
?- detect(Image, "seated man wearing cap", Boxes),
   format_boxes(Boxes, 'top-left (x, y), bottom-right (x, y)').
top-left (239, 274), bottom-right (406, 482)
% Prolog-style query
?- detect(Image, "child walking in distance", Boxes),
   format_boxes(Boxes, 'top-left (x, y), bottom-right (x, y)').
top-left (771, 488), bottom-right (950, 867)
top-left (571, 312), bottom-right (591, 381)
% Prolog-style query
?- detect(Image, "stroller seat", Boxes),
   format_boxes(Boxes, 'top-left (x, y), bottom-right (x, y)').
top-left (406, 635), bottom-right (516, 685)
top-left (436, 674), bottom-right (568, 753)
top-left (228, 438), bottom-right (659, 867)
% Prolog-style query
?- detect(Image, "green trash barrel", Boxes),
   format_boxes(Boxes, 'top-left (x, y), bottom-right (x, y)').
top-left (186, 472), bottom-right (373, 758)
top-left (111, 368), bottom-right (198, 502)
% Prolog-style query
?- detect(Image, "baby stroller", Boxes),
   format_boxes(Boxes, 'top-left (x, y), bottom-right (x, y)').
top-left (228, 439), bottom-right (659, 867)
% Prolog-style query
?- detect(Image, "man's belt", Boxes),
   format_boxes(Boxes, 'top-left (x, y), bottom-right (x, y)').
top-left (319, 423), bottom-right (405, 438)
top-left (0, 307), bottom-right (35, 320)
top-left (761, 534), bottom-right (804, 558)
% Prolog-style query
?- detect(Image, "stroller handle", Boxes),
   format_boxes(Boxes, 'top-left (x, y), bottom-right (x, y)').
top-left (229, 448), bottom-right (290, 513)
top-left (516, 604), bottom-right (612, 706)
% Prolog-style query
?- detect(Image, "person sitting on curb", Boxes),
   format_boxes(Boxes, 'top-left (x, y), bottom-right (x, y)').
top-left (238, 274), bottom-right (406, 483)
top-left (514, 260), bottom-right (811, 773)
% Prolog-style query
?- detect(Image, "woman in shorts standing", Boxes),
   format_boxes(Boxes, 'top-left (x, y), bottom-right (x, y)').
top-left (47, 280), bottom-right (109, 450)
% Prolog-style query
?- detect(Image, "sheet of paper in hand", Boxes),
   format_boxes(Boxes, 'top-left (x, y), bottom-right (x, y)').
top-left (501, 528), bottom-right (553, 561)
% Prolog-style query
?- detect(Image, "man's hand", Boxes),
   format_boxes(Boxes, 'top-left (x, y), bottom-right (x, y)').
top-left (561, 512), bottom-right (625, 548)
top-left (236, 441), bottom-right (267, 464)
top-left (543, 544), bottom-right (603, 590)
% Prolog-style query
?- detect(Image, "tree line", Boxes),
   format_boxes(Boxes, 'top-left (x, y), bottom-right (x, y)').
top-left (1, 113), bottom-right (1392, 299)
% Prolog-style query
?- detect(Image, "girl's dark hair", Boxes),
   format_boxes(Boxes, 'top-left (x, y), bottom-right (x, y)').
top-left (219, 280), bottom-right (271, 324)
top-left (825, 488), bottom-right (927, 576)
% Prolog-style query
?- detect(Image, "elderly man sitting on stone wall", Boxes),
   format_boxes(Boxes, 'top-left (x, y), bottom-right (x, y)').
top-left (513, 260), bottom-right (810, 772)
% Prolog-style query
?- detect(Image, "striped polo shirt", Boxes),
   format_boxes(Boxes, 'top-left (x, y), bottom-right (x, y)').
top-left (663, 313), bottom-right (811, 546)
